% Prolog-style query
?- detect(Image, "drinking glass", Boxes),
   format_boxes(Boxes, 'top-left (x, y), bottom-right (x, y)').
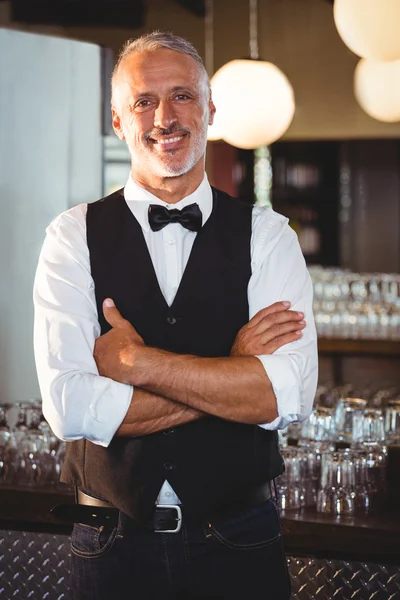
top-left (384, 399), bottom-right (400, 442)
top-left (317, 450), bottom-right (355, 515)
top-left (353, 450), bottom-right (370, 514)
top-left (0, 405), bottom-right (11, 449)
top-left (334, 398), bottom-right (367, 443)
top-left (14, 437), bottom-right (43, 487)
top-left (301, 407), bottom-right (334, 441)
top-left (13, 403), bottom-right (29, 444)
top-left (276, 448), bottom-right (306, 510)
top-left (353, 409), bottom-right (385, 444)
top-left (352, 446), bottom-right (387, 514)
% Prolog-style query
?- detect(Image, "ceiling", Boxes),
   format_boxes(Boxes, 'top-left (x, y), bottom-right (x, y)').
top-left (175, 0), bottom-right (205, 17)
top-left (10, 0), bottom-right (147, 27)
top-left (8, 0), bottom-right (206, 27)
top-left (8, 0), bottom-right (333, 28)
top-left (176, 0), bottom-right (334, 17)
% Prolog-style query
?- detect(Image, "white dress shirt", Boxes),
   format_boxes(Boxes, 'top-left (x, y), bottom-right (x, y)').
top-left (33, 174), bottom-right (318, 504)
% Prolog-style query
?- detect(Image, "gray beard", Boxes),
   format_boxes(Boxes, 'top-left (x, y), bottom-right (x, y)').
top-left (144, 140), bottom-right (206, 178)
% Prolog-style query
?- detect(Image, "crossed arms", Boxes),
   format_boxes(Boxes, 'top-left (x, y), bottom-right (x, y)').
top-left (94, 300), bottom-right (306, 437)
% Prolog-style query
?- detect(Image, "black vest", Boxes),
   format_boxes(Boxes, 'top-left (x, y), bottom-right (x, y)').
top-left (61, 187), bottom-right (284, 521)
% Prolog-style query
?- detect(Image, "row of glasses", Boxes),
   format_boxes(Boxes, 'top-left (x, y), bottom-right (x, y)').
top-left (277, 384), bottom-right (396, 514)
top-left (293, 388), bottom-right (400, 445)
top-left (276, 442), bottom-right (388, 516)
top-left (0, 401), bottom-right (65, 488)
top-left (333, 395), bottom-right (398, 444)
top-left (317, 445), bottom-right (387, 516)
top-left (309, 267), bottom-right (400, 340)
top-left (276, 442), bottom-right (334, 511)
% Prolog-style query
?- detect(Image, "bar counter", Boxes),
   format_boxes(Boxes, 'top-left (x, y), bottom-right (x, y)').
top-left (1, 485), bottom-right (400, 599)
top-left (1, 485), bottom-right (399, 565)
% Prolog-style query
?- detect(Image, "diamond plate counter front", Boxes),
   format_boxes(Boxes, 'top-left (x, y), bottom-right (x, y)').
top-left (288, 557), bottom-right (400, 600)
top-left (1, 530), bottom-right (400, 600)
top-left (0, 531), bottom-right (70, 599)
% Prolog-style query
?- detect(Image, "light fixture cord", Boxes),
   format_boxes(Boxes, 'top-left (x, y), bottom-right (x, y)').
top-left (205, 0), bottom-right (214, 76)
top-left (249, 0), bottom-right (259, 60)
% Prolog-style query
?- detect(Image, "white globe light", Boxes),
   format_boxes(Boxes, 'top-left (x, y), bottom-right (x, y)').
top-left (210, 59), bottom-right (295, 150)
top-left (334, 0), bottom-right (400, 62)
top-left (354, 58), bottom-right (400, 123)
top-left (207, 124), bottom-right (223, 141)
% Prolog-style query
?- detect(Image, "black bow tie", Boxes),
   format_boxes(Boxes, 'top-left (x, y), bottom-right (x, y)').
top-left (148, 203), bottom-right (203, 232)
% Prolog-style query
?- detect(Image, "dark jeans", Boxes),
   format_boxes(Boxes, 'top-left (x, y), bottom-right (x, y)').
top-left (70, 498), bottom-right (291, 600)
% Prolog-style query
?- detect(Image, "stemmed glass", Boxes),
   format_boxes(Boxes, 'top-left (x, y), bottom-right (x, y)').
top-left (24, 402), bottom-right (60, 487)
top-left (0, 404), bottom-right (12, 484)
top-left (0, 405), bottom-right (11, 448)
top-left (13, 402), bottom-right (29, 444)
top-left (14, 436), bottom-right (43, 487)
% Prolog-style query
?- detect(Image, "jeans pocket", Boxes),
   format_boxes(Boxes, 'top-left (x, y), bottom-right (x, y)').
top-left (70, 522), bottom-right (118, 559)
top-left (204, 499), bottom-right (281, 550)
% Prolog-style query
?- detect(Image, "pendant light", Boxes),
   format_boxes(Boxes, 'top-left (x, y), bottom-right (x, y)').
top-left (334, 0), bottom-right (400, 62)
top-left (210, 0), bottom-right (295, 150)
top-left (354, 58), bottom-right (400, 123)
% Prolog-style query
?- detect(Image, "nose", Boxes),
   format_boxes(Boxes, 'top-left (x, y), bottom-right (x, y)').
top-left (153, 99), bottom-right (177, 130)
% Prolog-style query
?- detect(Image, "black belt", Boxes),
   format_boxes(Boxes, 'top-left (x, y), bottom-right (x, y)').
top-left (52, 482), bottom-right (272, 533)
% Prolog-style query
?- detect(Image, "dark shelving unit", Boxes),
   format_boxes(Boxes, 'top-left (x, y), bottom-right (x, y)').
top-left (270, 141), bottom-right (340, 266)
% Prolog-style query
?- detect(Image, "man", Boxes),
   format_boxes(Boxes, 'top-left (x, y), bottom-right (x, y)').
top-left (34, 32), bottom-right (317, 600)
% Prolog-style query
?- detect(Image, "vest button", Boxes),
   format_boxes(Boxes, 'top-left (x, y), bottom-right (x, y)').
top-left (163, 429), bottom-right (175, 435)
top-left (167, 316), bottom-right (177, 325)
top-left (164, 461), bottom-right (176, 471)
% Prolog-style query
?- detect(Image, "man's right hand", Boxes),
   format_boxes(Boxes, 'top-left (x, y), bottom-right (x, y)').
top-left (231, 302), bottom-right (306, 357)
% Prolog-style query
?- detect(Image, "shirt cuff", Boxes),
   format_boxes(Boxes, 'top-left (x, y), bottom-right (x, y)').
top-left (82, 379), bottom-right (133, 447)
top-left (255, 354), bottom-right (302, 431)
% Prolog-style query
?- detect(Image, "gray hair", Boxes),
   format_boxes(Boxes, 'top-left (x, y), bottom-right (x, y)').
top-left (111, 31), bottom-right (210, 103)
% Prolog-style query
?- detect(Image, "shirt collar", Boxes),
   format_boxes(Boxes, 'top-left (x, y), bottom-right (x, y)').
top-left (123, 173), bottom-right (213, 233)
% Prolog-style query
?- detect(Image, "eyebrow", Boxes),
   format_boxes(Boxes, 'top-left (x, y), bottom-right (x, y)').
top-left (133, 85), bottom-right (197, 100)
top-left (170, 86), bottom-right (196, 94)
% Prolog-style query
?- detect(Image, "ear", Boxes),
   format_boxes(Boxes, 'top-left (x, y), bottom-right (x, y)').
top-left (208, 99), bottom-right (216, 126)
top-left (112, 108), bottom-right (125, 141)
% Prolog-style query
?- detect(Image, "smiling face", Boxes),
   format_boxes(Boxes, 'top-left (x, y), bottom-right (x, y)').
top-left (112, 48), bottom-right (215, 188)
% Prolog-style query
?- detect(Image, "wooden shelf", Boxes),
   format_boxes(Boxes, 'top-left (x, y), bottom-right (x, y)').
top-left (282, 507), bottom-right (400, 564)
top-left (318, 337), bottom-right (400, 356)
top-left (271, 187), bottom-right (322, 203)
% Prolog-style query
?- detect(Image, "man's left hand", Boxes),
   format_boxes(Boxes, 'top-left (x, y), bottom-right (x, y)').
top-left (94, 298), bottom-right (144, 384)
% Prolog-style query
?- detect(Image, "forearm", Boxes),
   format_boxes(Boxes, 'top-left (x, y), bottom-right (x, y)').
top-left (116, 387), bottom-right (206, 437)
top-left (131, 348), bottom-right (278, 424)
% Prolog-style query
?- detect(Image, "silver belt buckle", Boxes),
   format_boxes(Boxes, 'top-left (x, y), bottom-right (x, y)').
top-left (155, 504), bottom-right (182, 533)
